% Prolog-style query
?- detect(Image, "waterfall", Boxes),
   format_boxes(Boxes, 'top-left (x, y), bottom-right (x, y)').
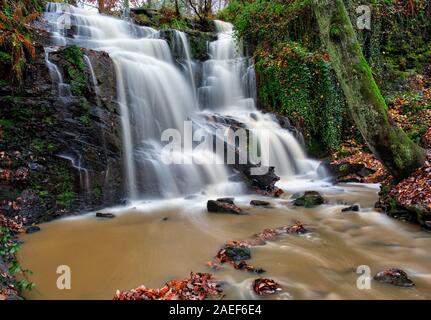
top-left (171, 30), bottom-right (197, 97)
top-left (200, 20), bottom-right (322, 179)
top-left (83, 55), bottom-right (102, 107)
top-left (43, 4), bottom-right (325, 201)
top-left (58, 153), bottom-right (91, 199)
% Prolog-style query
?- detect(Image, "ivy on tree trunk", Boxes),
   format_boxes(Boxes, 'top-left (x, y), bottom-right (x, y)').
top-left (312, 0), bottom-right (425, 180)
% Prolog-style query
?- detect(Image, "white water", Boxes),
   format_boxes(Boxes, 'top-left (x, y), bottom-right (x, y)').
top-left (43, 4), bottom-right (326, 201)
top-left (171, 30), bottom-right (197, 98)
top-left (201, 21), bottom-right (323, 179)
top-left (58, 153), bottom-right (91, 198)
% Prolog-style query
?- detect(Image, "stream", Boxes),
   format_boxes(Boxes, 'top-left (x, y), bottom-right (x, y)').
top-left (19, 183), bottom-right (431, 300)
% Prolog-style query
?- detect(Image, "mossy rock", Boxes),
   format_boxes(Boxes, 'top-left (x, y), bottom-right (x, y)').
top-left (293, 191), bottom-right (325, 208)
top-left (224, 245), bottom-right (251, 261)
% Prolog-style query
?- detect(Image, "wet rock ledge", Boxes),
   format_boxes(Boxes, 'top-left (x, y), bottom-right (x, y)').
top-left (0, 31), bottom-right (124, 226)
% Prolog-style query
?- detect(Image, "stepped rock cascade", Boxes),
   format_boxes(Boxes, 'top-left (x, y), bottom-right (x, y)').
top-left (199, 20), bottom-right (323, 178)
top-left (43, 4), bottom-right (325, 201)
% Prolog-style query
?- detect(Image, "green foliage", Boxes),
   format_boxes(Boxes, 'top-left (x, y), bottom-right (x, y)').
top-left (255, 42), bottom-right (345, 151)
top-left (218, 0), bottom-right (317, 49)
top-left (92, 186), bottom-right (102, 201)
top-left (56, 191), bottom-right (76, 208)
top-left (353, 1), bottom-right (431, 91)
top-left (61, 45), bottom-right (86, 96)
top-left (55, 165), bottom-right (76, 208)
top-left (0, 50), bottom-right (11, 62)
top-left (160, 17), bottom-right (189, 30)
top-left (79, 115), bottom-right (90, 125)
top-left (0, 226), bottom-right (35, 293)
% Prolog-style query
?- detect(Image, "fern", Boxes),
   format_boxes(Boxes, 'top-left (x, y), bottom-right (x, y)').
top-left (0, 3), bottom-right (39, 86)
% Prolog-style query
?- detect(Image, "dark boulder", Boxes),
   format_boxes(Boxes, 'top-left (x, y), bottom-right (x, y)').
top-left (245, 166), bottom-right (279, 191)
top-left (250, 200), bottom-right (271, 207)
top-left (25, 226), bottom-right (41, 234)
top-left (341, 204), bottom-right (360, 212)
top-left (374, 268), bottom-right (415, 287)
top-left (96, 212), bottom-right (116, 219)
top-left (293, 191), bottom-right (325, 208)
top-left (273, 113), bottom-right (305, 146)
top-left (216, 198), bottom-right (235, 205)
top-left (330, 162), bottom-right (366, 178)
top-left (327, 162), bottom-right (376, 183)
top-left (224, 246), bottom-right (251, 261)
top-left (207, 200), bottom-right (242, 214)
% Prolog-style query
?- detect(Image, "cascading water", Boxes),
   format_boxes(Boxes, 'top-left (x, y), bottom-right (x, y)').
top-left (170, 30), bottom-right (197, 97)
top-left (199, 20), bottom-right (323, 179)
top-left (43, 4), bottom-right (325, 201)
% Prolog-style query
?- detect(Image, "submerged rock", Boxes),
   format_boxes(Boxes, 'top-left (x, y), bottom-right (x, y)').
top-left (25, 226), bottom-right (41, 234)
top-left (374, 268), bottom-right (415, 287)
top-left (341, 204), bottom-right (360, 212)
top-left (96, 212), bottom-right (116, 219)
top-left (250, 200), bottom-right (271, 207)
top-left (293, 191), bottom-right (325, 208)
top-left (207, 200), bottom-right (242, 214)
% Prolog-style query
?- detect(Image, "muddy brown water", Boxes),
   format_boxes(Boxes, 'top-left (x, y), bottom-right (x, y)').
top-left (18, 184), bottom-right (431, 300)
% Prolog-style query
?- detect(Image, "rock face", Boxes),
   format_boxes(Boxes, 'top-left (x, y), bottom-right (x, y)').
top-left (0, 32), bottom-right (124, 225)
top-left (158, 28), bottom-right (217, 61)
top-left (374, 268), bottom-right (415, 287)
top-left (207, 200), bottom-right (242, 214)
top-left (293, 191), bottom-right (325, 207)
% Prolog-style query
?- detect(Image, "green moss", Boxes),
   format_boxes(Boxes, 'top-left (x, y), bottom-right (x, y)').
top-left (60, 45), bottom-right (86, 96)
top-left (255, 42), bottom-right (345, 152)
top-left (56, 191), bottom-right (76, 208)
top-left (92, 186), bottom-right (103, 201)
top-left (187, 32), bottom-right (214, 60)
top-left (0, 51), bottom-right (11, 62)
top-left (329, 25), bottom-right (342, 41)
top-left (79, 115), bottom-right (90, 126)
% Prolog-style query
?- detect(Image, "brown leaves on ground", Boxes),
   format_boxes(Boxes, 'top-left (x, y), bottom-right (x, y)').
top-left (253, 278), bottom-right (282, 296)
top-left (332, 72), bottom-right (431, 184)
top-left (113, 272), bottom-right (223, 300)
top-left (388, 73), bottom-right (431, 150)
top-left (422, 127), bottom-right (431, 149)
top-left (388, 156), bottom-right (431, 211)
top-left (331, 140), bottom-right (388, 183)
top-left (0, 214), bottom-right (23, 233)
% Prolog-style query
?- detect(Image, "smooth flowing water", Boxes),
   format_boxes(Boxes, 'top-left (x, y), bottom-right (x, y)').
top-left (43, 4), bottom-right (322, 200)
top-left (19, 4), bottom-right (431, 300)
top-left (19, 184), bottom-right (431, 299)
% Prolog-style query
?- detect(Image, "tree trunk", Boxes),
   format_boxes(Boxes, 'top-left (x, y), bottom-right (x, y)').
top-left (97, 0), bottom-right (105, 13)
top-left (174, 0), bottom-right (181, 17)
top-left (312, 0), bottom-right (425, 180)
